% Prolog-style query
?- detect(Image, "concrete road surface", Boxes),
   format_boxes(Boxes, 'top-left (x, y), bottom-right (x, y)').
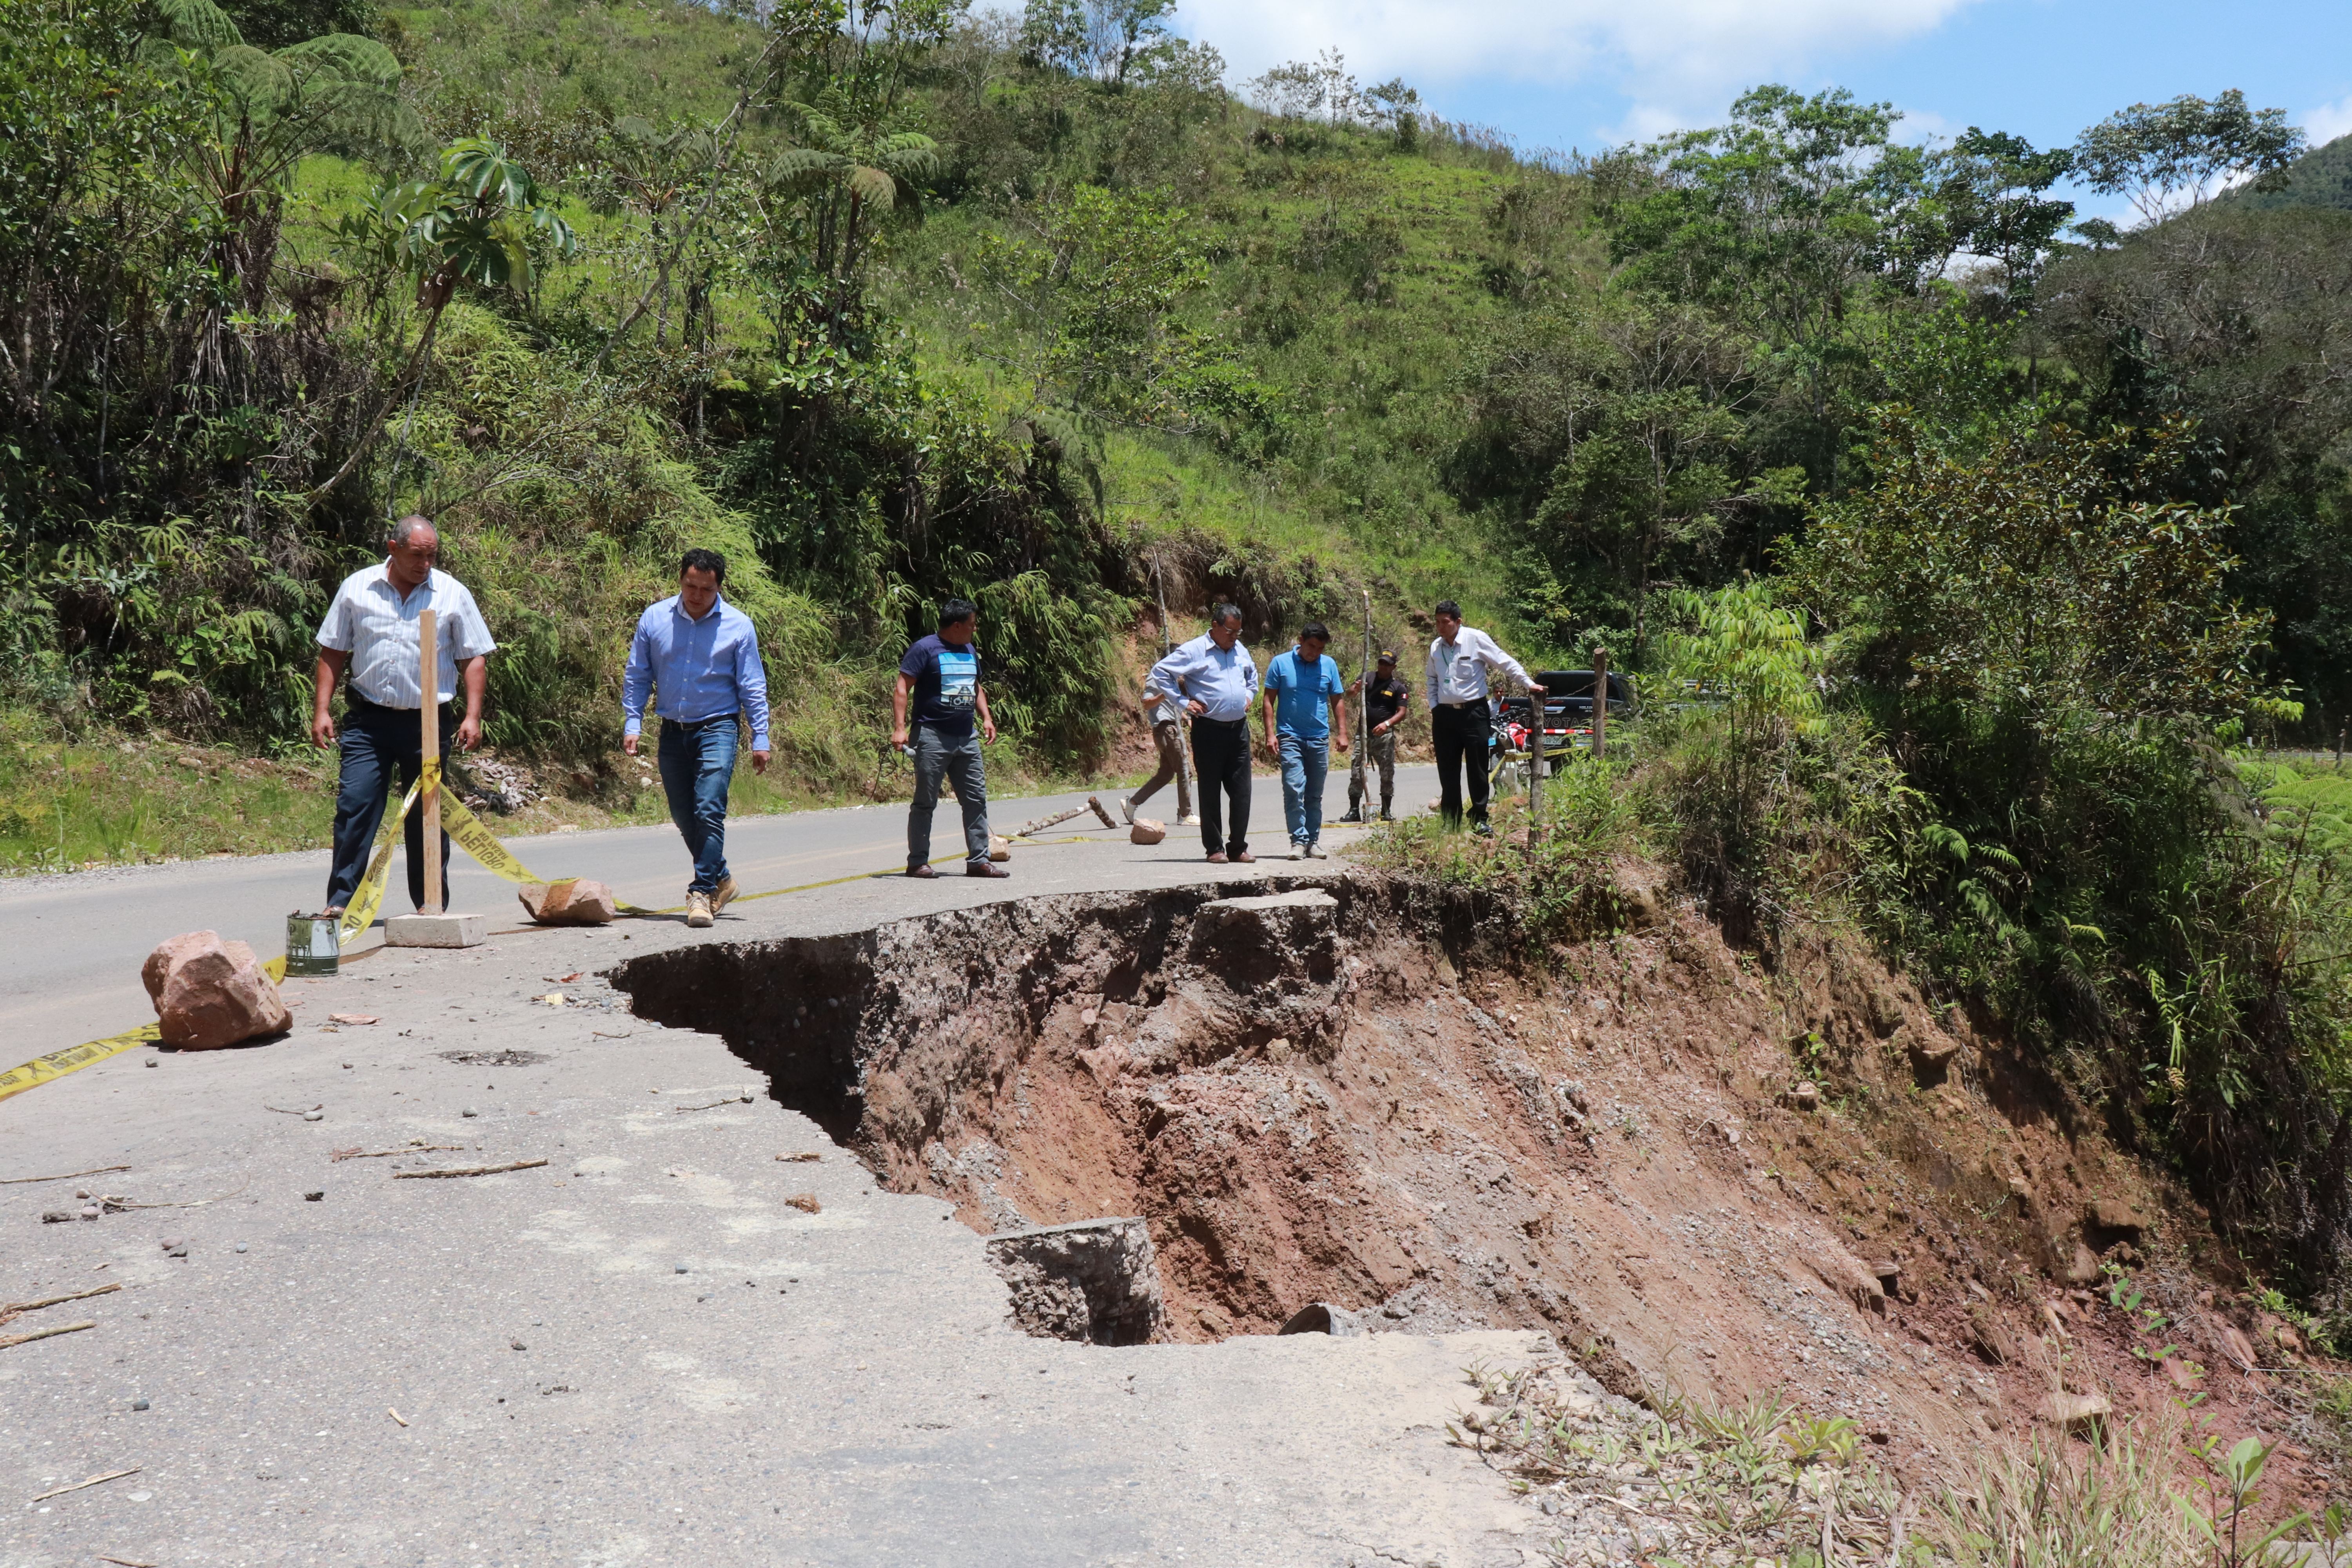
top-left (0, 757), bottom-right (1584, 1568)
top-left (3, 764), bottom-right (1436, 1061)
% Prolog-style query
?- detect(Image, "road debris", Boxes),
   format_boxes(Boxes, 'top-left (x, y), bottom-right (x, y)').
top-left (1, 1319), bottom-right (96, 1350)
top-left (99, 1555), bottom-right (158, 1567)
top-left (389, 1408), bottom-right (409, 1426)
top-left (776, 1152), bottom-right (822, 1162)
top-left (326, 1013), bottom-right (379, 1025)
top-left (332, 1140), bottom-right (465, 1160)
top-left (536, 993), bottom-right (567, 1007)
top-left (27, 1468), bottom-right (139, 1504)
top-left (0, 1282), bottom-right (122, 1323)
top-left (0, 1163), bottom-right (132, 1185)
top-left (545, 973), bottom-right (582, 983)
top-left (392, 1158), bottom-right (550, 1179)
top-left (784, 1193), bottom-right (822, 1214)
top-left (675, 1094), bottom-right (755, 1111)
top-left (99, 1180), bottom-right (250, 1211)
top-left (265, 1103), bottom-right (324, 1118)
top-left (305, 1190), bottom-right (324, 1200)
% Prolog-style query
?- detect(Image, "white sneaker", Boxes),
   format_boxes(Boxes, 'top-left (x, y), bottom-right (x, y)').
top-left (1119, 797), bottom-right (1136, 825)
top-left (686, 891), bottom-right (714, 929)
top-left (1179, 814), bottom-right (1201, 828)
top-left (1306, 842), bottom-right (1328, 858)
top-left (1289, 841), bottom-right (1306, 860)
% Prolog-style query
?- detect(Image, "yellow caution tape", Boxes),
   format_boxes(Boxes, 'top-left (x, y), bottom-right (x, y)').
top-left (0, 1022), bottom-right (160, 1105)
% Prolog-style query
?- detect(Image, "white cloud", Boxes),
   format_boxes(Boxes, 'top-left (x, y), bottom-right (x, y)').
top-left (1177, 0), bottom-right (1981, 135)
top-left (2305, 95), bottom-right (2352, 147)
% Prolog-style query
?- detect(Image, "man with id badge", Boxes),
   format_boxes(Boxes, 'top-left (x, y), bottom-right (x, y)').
top-left (895, 598), bottom-right (1008, 879)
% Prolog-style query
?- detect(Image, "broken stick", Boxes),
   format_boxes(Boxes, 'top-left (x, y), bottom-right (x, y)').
top-left (1085, 794), bottom-right (1118, 828)
top-left (1013, 803), bottom-right (1089, 838)
top-left (1, 1319), bottom-right (96, 1350)
top-left (27, 1468), bottom-right (139, 1504)
top-left (3, 1282), bottom-right (121, 1316)
top-left (392, 1158), bottom-right (550, 1179)
top-left (0, 1163), bottom-right (131, 1186)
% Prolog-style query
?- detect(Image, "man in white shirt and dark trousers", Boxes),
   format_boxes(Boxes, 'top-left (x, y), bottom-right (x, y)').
top-left (622, 548), bottom-right (773, 929)
top-left (311, 514), bottom-right (497, 918)
top-left (1148, 604), bottom-right (1260, 864)
top-left (1425, 599), bottom-right (1533, 838)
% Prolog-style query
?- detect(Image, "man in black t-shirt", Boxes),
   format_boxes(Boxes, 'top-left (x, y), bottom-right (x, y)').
top-left (893, 599), bottom-right (1007, 879)
top-left (1341, 650), bottom-right (1409, 822)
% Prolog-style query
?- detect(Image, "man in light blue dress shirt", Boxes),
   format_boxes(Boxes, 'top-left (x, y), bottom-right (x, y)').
top-left (622, 549), bottom-right (772, 929)
top-left (1148, 603), bottom-right (1260, 863)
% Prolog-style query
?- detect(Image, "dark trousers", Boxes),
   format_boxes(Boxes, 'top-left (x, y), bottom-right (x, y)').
top-left (1432, 699), bottom-right (1492, 826)
top-left (1191, 717), bottom-right (1251, 855)
top-left (327, 697), bottom-right (455, 914)
top-left (657, 716), bottom-right (739, 894)
top-left (909, 725), bottom-right (990, 869)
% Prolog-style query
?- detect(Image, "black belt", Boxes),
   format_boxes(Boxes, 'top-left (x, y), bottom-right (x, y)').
top-left (348, 692), bottom-right (433, 714)
top-left (1191, 715), bottom-right (1247, 729)
top-left (664, 713), bottom-right (740, 728)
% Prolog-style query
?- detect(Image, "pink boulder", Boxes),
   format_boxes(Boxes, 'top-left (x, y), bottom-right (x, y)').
top-left (1129, 817), bottom-right (1167, 845)
top-left (142, 931), bottom-right (292, 1049)
top-left (518, 878), bottom-right (617, 925)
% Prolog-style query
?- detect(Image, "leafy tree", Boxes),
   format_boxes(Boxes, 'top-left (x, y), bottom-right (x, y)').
top-left (216, 0), bottom-right (380, 52)
top-left (1018, 0), bottom-right (1171, 87)
top-left (1789, 411), bottom-right (2277, 729)
top-left (1937, 128), bottom-right (2075, 312)
top-left (2074, 89), bottom-right (2305, 227)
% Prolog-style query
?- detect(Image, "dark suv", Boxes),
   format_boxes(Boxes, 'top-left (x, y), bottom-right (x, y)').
top-left (1491, 670), bottom-right (1638, 777)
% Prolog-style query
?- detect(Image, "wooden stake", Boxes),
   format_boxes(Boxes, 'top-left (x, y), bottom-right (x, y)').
top-left (1591, 646), bottom-right (1609, 759)
top-left (419, 606), bottom-right (441, 914)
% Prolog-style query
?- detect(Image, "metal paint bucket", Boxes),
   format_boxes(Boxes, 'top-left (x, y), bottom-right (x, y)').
top-left (285, 911), bottom-right (339, 976)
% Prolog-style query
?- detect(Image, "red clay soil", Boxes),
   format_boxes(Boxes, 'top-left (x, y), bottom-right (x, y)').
top-left (820, 870), bottom-right (2347, 1505)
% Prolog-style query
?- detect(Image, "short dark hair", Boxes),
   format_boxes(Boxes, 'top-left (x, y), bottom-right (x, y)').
top-left (1434, 599), bottom-right (1461, 619)
top-left (681, 548), bottom-right (727, 584)
top-left (1210, 602), bottom-right (1243, 628)
top-left (940, 598), bottom-right (977, 629)
top-left (1299, 621), bottom-right (1330, 644)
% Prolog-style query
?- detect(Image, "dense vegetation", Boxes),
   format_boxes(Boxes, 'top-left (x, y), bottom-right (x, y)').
top-left (9, 0), bottom-right (2352, 1307)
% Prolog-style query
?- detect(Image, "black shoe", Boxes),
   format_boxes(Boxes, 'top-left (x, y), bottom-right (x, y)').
top-left (1472, 820), bottom-right (1494, 838)
top-left (1337, 807), bottom-right (1363, 824)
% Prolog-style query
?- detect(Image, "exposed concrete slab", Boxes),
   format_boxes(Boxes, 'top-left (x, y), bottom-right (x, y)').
top-left (2, 855), bottom-right (1549, 1567)
top-left (385, 910), bottom-right (489, 947)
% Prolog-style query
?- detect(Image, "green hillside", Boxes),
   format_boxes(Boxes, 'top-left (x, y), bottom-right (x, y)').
top-left (2240, 131), bottom-right (2352, 211)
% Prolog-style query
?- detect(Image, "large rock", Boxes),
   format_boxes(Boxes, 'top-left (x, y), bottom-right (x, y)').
top-left (142, 931), bottom-right (291, 1049)
top-left (1129, 817), bottom-right (1167, 845)
top-left (517, 879), bottom-right (616, 925)
top-left (983, 1216), bottom-right (1164, 1346)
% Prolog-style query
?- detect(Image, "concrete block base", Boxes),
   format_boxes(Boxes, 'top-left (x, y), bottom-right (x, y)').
top-left (384, 912), bottom-right (489, 948)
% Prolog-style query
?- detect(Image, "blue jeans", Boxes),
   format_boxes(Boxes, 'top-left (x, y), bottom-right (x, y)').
top-left (909, 726), bottom-right (990, 869)
top-left (326, 696), bottom-right (454, 915)
top-left (658, 717), bottom-right (739, 895)
top-left (1279, 733), bottom-right (1329, 845)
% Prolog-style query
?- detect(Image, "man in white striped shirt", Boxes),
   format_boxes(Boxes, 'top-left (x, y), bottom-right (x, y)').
top-left (310, 515), bottom-right (497, 917)
top-left (1424, 599), bottom-right (1532, 837)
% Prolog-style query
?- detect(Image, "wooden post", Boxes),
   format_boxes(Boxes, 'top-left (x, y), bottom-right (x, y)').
top-left (419, 607), bottom-right (441, 914)
top-left (1591, 645), bottom-right (1609, 759)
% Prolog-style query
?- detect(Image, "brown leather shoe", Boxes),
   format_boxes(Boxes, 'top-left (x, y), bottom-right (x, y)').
top-left (1232, 849), bottom-right (1256, 864)
top-left (907, 863), bottom-right (938, 879)
top-left (966, 862), bottom-right (1010, 878)
top-left (1205, 851), bottom-right (1228, 864)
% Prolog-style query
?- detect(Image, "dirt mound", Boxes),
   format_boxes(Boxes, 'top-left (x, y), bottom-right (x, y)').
top-left (610, 870), bottom-right (2342, 1500)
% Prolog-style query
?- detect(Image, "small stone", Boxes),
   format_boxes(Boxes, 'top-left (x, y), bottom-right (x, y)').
top-left (79, 1206), bottom-right (100, 1220)
top-left (160, 1237), bottom-right (182, 1250)
top-left (302, 1110), bottom-right (323, 1122)
top-left (2064, 1242), bottom-right (2102, 1286)
top-left (145, 1057), bottom-right (158, 1067)
top-left (462, 1108), bottom-right (478, 1118)
top-left (42, 1210), bottom-right (73, 1223)
top-left (512, 1340), bottom-right (526, 1351)
top-left (167, 1245), bottom-right (188, 1258)
top-left (1790, 1080), bottom-right (1820, 1111)
top-left (234, 1242), bottom-right (248, 1253)
top-left (675, 1263), bottom-right (689, 1274)
top-left (304, 1191), bottom-right (323, 1201)
top-left (131, 1399), bottom-right (150, 1411)
top-left (2044, 1390), bottom-right (2111, 1434)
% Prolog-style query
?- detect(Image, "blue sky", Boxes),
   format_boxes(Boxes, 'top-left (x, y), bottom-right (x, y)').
top-left (1175, 0), bottom-right (2352, 222)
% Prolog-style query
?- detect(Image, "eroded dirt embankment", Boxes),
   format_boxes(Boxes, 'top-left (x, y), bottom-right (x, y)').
top-left (609, 871), bottom-right (2341, 1500)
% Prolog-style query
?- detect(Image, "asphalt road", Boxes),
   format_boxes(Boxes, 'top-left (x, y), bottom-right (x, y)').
top-left (3, 762), bottom-right (1437, 1061)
